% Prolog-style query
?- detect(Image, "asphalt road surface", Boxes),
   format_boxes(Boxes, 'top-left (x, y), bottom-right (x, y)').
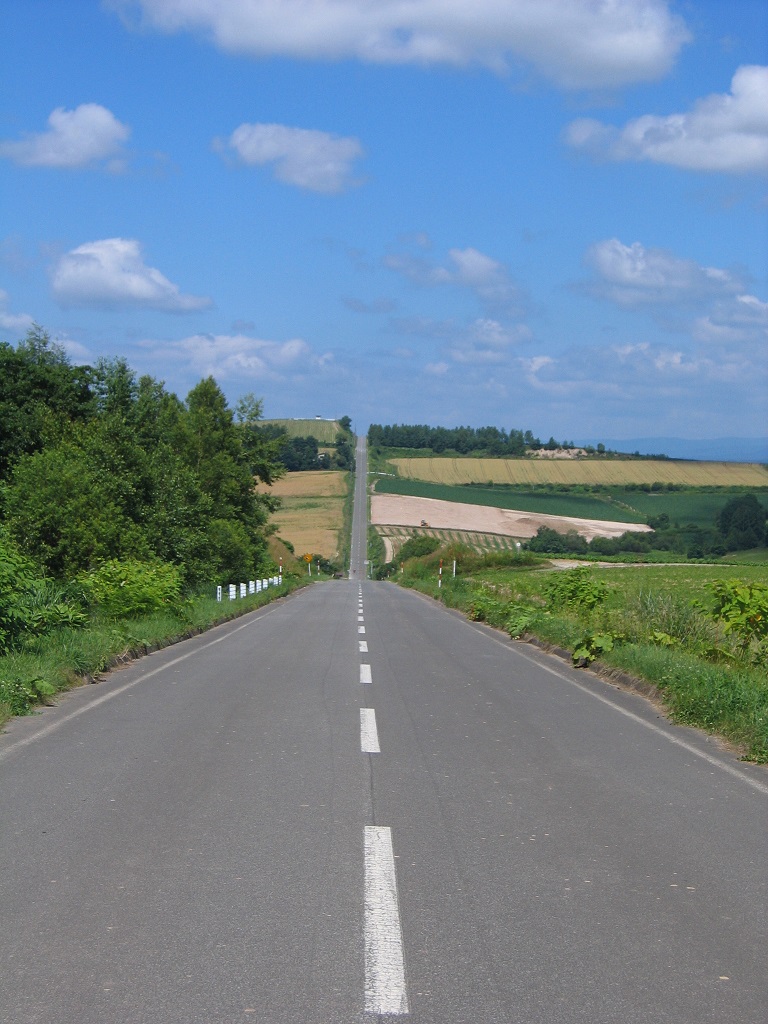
top-left (1, 438), bottom-right (766, 1023)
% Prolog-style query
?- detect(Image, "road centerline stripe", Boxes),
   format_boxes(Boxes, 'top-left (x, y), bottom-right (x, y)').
top-left (360, 664), bottom-right (372, 684)
top-left (359, 640), bottom-right (368, 653)
top-left (364, 826), bottom-right (409, 1014)
top-left (360, 708), bottom-right (380, 752)
top-left (358, 625), bottom-right (366, 634)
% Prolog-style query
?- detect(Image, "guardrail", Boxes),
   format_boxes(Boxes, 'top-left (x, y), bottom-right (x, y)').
top-left (216, 576), bottom-right (282, 601)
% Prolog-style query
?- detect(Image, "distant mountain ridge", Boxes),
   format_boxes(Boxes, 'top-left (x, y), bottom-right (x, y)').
top-left (581, 437), bottom-right (768, 463)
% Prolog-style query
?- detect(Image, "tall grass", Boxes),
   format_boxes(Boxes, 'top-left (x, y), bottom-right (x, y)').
top-left (0, 581), bottom-right (306, 727)
top-left (396, 553), bottom-right (768, 762)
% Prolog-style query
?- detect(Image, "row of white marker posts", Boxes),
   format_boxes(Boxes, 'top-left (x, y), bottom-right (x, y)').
top-left (215, 574), bottom-right (283, 602)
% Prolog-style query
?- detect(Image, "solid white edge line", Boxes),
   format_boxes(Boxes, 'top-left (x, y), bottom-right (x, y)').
top-left (360, 664), bottom-right (372, 684)
top-left (0, 598), bottom-right (287, 762)
top-left (364, 826), bottom-right (409, 1014)
top-left (481, 627), bottom-right (768, 796)
top-left (360, 708), bottom-right (380, 752)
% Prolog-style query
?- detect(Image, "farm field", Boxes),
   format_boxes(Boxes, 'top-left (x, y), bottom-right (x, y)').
top-left (371, 494), bottom-right (652, 541)
top-left (375, 525), bottom-right (521, 562)
top-left (374, 477), bottom-right (645, 522)
top-left (263, 470), bottom-right (349, 559)
top-left (483, 562), bottom-right (768, 607)
top-left (374, 476), bottom-right (768, 527)
top-left (261, 418), bottom-right (341, 443)
top-left (390, 456), bottom-right (768, 488)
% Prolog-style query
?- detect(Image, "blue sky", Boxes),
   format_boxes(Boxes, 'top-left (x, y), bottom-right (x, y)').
top-left (1, 1), bottom-right (766, 445)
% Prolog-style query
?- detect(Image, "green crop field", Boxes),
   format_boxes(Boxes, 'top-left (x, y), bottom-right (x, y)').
top-left (373, 476), bottom-right (768, 529)
top-left (373, 477), bottom-right (647, 522)
top-left (606, 488), bottom-right (768, 526)
top-left (390, 456), bottom-right (768, 488)
top-left (261, 418), bottom-right (341, 443)
top-left (485, 562), bottom-right (767, 606)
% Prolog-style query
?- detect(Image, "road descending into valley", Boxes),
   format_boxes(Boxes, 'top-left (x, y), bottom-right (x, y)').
top-left (1, 437), bottom-right (766, 1023)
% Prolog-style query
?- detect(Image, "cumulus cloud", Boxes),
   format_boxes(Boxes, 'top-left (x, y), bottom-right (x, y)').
top-left (386, 246), bottom-right (522, 309)
top-left (565, 65), bottom-right (768, 173)
top-left (0, 104), bottom-right (130, 170)
top-left (0, 290), bottom-right (34, 333)
top-left (583, 238), bottom-right (743, 307)
top-left (51, 238), bottom-right (211, 311)
top-left (448, 318), bottom-right (531, 364)
top-left (142, 332), bottom-right (332, 381)
top-left (693, 293), bottom-right (768, 346)
top-left (216, 123), bottom-right (363, 192)
top-left (393, 314), bottom-right (530, 367)
top-left (108, 0), bottom-right (688, 89)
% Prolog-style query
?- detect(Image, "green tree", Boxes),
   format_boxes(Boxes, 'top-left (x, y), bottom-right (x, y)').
top-left (0, 325), bottom-right (93, 479)
top-left (717, 494), bottom-right (767, 551)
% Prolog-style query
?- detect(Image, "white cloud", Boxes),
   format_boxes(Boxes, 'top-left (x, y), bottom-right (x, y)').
top-left (386, 246), bottom-right (521, 308)
top-left (0, 104), bottom-right (130, 170)
top-left (51, 238), bottom-right (211, 312)
top-left (108, 0), bottom-right (688, 89)
top-left (392, 313), bottom-right (530, 367)
top-left (448, 318), bottom-right (531, 364)
top-left (0, 290), bottom-right (34, 333)
top-left (692, 293), bottom-right (768, 345)
top-left (424, 361), bottom-right (449, 375)
top-left (142, 332), bottom-right (332, 381)
top-left (216, 123), bottom-right (363, 193)
top-left (583, 238), bottom-right (743, 307)
top-left (566, 65), bottom-right (768, 173)
top-left (0, 288), bottom-right (34, 331)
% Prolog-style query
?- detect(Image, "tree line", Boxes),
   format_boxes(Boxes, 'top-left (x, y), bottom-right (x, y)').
top-left (526, 493), bottom-right (767, 558)
top-left (254, 420), bottom-right (354, 472)
top-left (0, 326), bottom-right (285, 587)
top-left (368, 423), bottom-right (578, 455)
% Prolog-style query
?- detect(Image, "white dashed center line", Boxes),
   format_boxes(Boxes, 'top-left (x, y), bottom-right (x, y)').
top-left (360, 708), bottom-right (380, 752)
top-left (360, 664), bottom-right (372, 684)
top-left (358, 626), bottom-right (366, 634)
top-left (364, 826), bottom-right (409, 1014)
top-left (359, 640), bottom-right (368, 653)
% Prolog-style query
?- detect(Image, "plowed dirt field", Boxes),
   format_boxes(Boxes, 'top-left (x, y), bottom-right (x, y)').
top-left (370, 494), bottom-right (652, 541)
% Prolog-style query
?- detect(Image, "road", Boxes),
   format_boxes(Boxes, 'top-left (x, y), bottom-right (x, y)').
top-left (349, 431), bottom-right (369, 579)
top-left (1, 437), bottom-right (766, 1023)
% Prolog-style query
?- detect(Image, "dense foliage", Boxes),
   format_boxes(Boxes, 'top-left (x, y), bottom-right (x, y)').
top-left (253, 420), bottom-right (353, 471)
top-left (368, 422), bottom-right (572, 455)
top-left (0, 327), bottom-right (285, 591)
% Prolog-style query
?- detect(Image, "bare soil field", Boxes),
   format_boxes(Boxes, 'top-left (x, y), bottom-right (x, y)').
top-left (391, 457), bottom-right (768, 487)
top-left (261, 470), bottom-right (348, 558)
top-left (371, 494), bottom-right (652, 541)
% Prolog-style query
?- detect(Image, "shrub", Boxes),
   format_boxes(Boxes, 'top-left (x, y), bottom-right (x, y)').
top-left (545, 568), bottom-right (608, 612)
top-left (77, 559), bottom-right (183, 618)
top-left (706, 580), bottom-right (768, 653)
top-left (398, 535), bottom-right (440, 561)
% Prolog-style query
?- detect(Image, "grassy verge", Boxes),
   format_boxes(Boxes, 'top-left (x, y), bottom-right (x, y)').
top-left (338, 469), bottom-right (354, 570)
top-left (0, 577), bottom-right (308, 729)
top-left (394, 551), bottom-right (768, 763)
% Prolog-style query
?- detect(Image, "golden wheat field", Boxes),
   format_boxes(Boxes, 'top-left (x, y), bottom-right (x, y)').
top-left (390, 457), bottom-right (768, 488)
top-left (263, 471), bottom-right (349, 558)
